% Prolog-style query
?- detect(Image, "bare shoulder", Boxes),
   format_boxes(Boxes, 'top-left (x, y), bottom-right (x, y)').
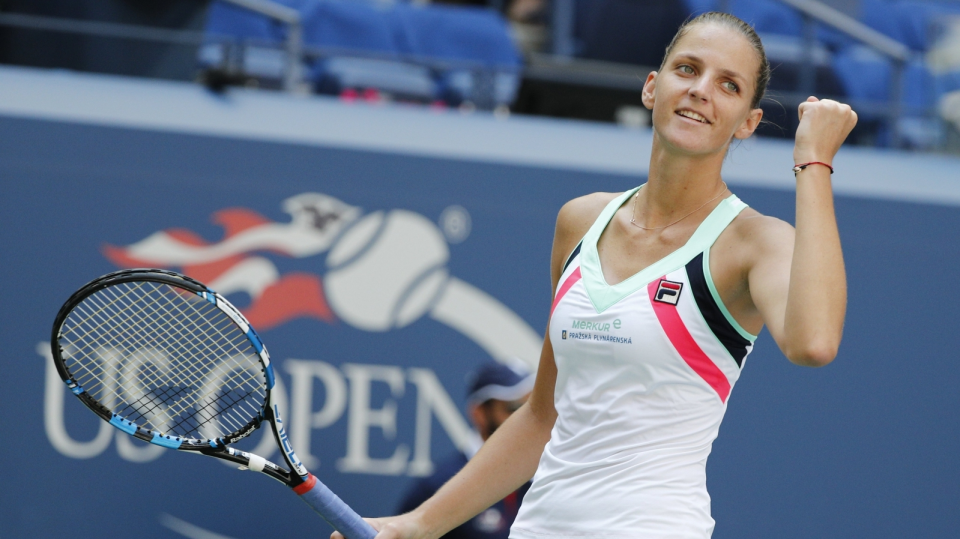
top-left (725, 207), bottom-right (795, 260)
top-left (556, 191), bottom-right (620, 240)
top-left (550, 192), bottom-right (620, 282)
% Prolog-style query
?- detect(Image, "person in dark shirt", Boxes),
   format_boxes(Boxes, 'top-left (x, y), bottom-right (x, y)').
top-left (397, 361), bottom-right (533, 539)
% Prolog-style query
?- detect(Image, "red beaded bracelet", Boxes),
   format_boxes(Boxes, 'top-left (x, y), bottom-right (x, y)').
top-left (793, 161), bottom-right (834, 175)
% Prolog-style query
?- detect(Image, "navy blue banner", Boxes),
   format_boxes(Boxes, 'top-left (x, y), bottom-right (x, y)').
top-left (2, 113), bottom-right (959, 539)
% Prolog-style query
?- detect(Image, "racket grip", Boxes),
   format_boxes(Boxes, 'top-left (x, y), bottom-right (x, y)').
top-left (294, 474), bottom-right (378, 539)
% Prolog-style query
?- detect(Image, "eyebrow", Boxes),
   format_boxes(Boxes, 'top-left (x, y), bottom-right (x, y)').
top-left (673, 53), bottom-right (746, 83)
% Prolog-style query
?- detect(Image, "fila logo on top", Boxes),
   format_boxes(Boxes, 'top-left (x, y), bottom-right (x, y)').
top-left (654, 279), bottom-right (683, 305)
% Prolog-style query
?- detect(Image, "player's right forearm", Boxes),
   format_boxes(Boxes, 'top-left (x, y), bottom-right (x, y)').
top-left (410, 402), bottom-right (553, 539)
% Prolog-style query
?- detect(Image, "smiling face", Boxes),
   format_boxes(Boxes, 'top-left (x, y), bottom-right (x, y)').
top-left (642, 22), bottom-right (764, 158)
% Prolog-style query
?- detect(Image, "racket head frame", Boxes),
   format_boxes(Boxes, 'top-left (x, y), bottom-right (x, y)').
top-left (50, 268), bottom-right (307, 486)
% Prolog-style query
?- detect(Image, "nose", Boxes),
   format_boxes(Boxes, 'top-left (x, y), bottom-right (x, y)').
top-left (688, 75), bottom-right (710, 102)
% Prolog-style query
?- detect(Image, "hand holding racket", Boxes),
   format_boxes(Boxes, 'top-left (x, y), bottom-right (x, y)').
top-left (51, 269), bottom-right (378, 539)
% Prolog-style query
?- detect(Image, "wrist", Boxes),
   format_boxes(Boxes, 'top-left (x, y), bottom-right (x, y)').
top-left (793, 150), bottom-right (828, 163)
top-left (793, 161), bottom-right (833, 176)
top-left (409, 506), bottom-right (445, 539)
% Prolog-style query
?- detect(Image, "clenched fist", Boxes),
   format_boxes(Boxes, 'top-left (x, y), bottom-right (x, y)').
top-left (794, 96), bottom-right (858, 166)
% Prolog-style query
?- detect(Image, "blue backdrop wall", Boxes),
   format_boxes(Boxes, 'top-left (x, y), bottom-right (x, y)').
top-left (2, 67), bottom-right (959, 539)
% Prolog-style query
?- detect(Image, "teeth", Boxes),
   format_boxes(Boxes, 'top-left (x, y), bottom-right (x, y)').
top-left (678, 110), bottom-right (707, 123)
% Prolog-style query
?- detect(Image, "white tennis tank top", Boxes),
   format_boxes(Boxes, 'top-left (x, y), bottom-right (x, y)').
top-left (511, 187), bottom-right (758, 539)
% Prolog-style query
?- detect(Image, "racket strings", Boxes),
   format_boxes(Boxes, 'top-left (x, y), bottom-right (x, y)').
top-left (140, 290), bottom-right (267, 434)
top-left (97, 284), bottom-right (252, 403)
top-left (59, 280), bottom-right (267, 441)
top-left (69, 284), bottom-right (263, 437)
top-left (104, 285), bottom-right (258, 424)
top-left (112, 282), bottom-right (266, 431)
top-left (65, 284), bottom-right (238, 432)
top-left (72, 282), bottom-right (242, 393)
top-left (69, 283), bottom-right (242, 408)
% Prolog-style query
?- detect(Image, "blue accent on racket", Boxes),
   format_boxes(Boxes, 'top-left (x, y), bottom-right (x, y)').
top-left (246, 327), bottom-right (264, 353)
top-left (265, 364), bottom-right (276, 389)
top-left (110, 415), bottom-right (137, 435)
top-left (151, 433), bottom-right (183, 449)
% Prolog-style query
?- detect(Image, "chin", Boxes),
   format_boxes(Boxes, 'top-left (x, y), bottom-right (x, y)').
top-left (657, 130), bottom-right (727, 157)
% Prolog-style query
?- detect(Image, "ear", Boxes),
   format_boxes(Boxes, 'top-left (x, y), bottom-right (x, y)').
top-left (641, 71), bottom-right (658, 110)
top-left (733, 107), bottom-right (764, 140)
top-left (469, 404), bottom-right (488, 438)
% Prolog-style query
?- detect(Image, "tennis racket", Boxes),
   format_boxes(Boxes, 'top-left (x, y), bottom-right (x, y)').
top-left (50, 268), bottom-right (377, 539)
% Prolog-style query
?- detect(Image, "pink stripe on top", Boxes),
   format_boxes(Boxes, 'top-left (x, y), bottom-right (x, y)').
top-left (551, 267), bottom-right (582, 318)
top-left (647, 278), bottom-right (731, 403)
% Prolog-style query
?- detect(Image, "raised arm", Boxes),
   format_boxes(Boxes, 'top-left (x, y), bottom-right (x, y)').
top-left (333, 195), bottom-right (609, 539)
top-left (747, 97), bottom-right (857, 367)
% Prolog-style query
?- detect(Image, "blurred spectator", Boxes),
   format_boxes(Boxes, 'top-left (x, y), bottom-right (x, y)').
top-left (506, 0), bottom-right (547, 54)
top-left (397, 361), bottom-right (534, 539)
top-left (430, 0), bottom-right (491, 6)
top-left (930, 17), bottom-right (960, 152)
top-left (507, 0), bottom-right (546, 23)
top-left (421, 0), bottom-right (547, 54)
top-left (941, 91), bottom-right (960, 151)
top-left (422, 0), bottom-right (545, 20)
top-left (928, 17), bottom-right (960, 73)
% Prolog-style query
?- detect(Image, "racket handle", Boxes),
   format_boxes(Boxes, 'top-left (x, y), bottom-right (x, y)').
top-left (294, 474), bottom-right (378, 539)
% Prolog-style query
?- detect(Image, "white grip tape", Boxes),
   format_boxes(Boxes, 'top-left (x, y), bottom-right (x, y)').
top-left (247, 454), bottom-right (267, 473)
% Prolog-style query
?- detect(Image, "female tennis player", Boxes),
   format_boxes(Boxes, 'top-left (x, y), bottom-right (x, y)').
top-left (334, 11), bottom-right (857, 539)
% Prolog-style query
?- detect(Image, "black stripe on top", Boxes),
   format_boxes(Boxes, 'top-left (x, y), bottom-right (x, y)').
top-left (685, 252), bottom-right (751, 367)
top-left (562, 241), bottom-right (582, 274)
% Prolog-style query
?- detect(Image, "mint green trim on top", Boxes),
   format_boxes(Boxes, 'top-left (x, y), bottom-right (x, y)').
top-left (703, 246), bottom-right (758, 342)
top-left (579, 185), bottom-right (748, 314)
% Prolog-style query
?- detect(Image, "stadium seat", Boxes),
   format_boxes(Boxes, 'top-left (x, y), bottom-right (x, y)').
top-left (202, 1), bottom-right (520, 106)
top-left (859, 0), bottom-right (906, 47)
top-left (832, 42), bottom-right (960, 147)
top-left (199, 0), bottom-right (313, 80)
top-left (729, 0), bottom-right (804, 37)
top-left (302, 0), bottom-right (398, 54)
top-left (890, 1), bottom-right (960, 52)
top-left (858, 0), bottom-right (960, 53)
top-left (302, 1), bottom-right (438, 100)
top-left (726, 0), bottom-right (854, 48)
top-left (313, 56), bottom-right (437, 99)
top-left (757, 32), bottom-right (846, 97)
top-left (832, 44), bottom-right (936, 111)
top-left (680, 0), bottom-right (804, 36)
top-left (388, 4), bottom-right (521, 106)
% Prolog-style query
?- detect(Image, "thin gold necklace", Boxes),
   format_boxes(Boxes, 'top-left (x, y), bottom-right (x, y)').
top-left (630, 181), bottom-right (728, 231)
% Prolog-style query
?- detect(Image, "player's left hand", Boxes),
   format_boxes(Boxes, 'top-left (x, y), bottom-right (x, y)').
top-left (793, 96), bottom-right (858, 165)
